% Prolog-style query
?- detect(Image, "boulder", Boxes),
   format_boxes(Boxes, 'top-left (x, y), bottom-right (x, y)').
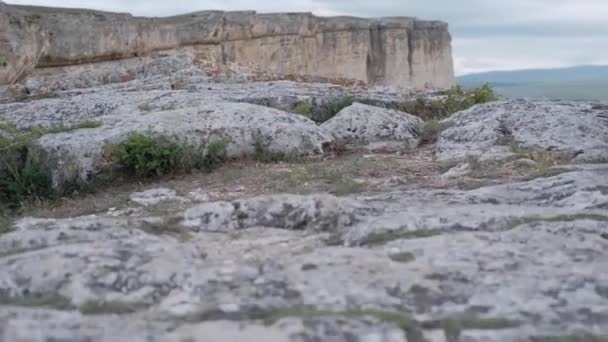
top-left (435, 99), bottom-right (608, 162)
top-left (321, 102), bottom-right (423, 147)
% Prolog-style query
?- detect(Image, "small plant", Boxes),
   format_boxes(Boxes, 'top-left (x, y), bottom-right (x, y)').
top-left (199, 140), bottom-right (227, 172)
top-left (0, 54), bottom-right (7, 67)
top-left (294, 99), bottom-right (314, 117)
top-left (418, 120), bottom-right (447, 146)
top-left (108, 133), bottom-right (229, 178)
top-left (442, 84), bottom-right (498, 115)
top-left (313, 94), bottom-right (354, 123)
top-left (253, 140), bottom-right (289, 163)
top-left (1, 122), bottom-right (58, 212)
top-left (108, 132), bottom-right (191, 178)
top-left (0, 157), bottom-right (54, 209)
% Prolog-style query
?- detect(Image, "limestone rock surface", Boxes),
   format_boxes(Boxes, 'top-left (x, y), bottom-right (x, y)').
top-left (1, 6), bottom-right (608, 341)
top-left (1, 166), bottom-right (607, 341)
top-left (435, 99), bottom-right (608, 163)
top-left (0, 3), bottom-right (456, 89)
top-left (30, 102), bottom-right (332, 187)
top-left (321, 102), bottom-right (423, 147)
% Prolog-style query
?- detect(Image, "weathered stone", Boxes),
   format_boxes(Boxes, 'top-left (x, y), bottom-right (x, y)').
top-left (321, 102), bottom-right (423, 147)
top-left (1, 166), bottom-right (607, 341)
top-left (1, 6), bottom-right (608, 340)
top-left (0, 3), bottom-right (455, 89)
top-left (435, 99), bottom-right (608, 163)
top-left (28, 102), bottom-right (332, 187)
top-left (441, 162), bottom-right (471, 179)
top-left (182, 194), bottom-right (358, 232)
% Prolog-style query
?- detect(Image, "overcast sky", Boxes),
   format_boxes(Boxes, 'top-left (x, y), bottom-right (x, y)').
top-left (5, 0), bottom-right (608, 75)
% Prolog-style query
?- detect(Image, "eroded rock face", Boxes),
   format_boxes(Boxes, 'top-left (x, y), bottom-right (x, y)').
top-left (0, 3), bottom-right (456, 89)
top-left (321, 102), bottom-right (423, 147)
top-left (435, 99), bottom-right (608, 163)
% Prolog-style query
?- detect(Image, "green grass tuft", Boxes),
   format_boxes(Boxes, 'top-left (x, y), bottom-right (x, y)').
top-left (253, 140), bottom-right (291, 163)
top-left (199, 140), bottom-right (228, 172)
top-left (310, 94), bottom-right (354, 123)
top-left (294, 99), bottom-right (314, 118)
top-left (0, 158), bottom-right (54, 210)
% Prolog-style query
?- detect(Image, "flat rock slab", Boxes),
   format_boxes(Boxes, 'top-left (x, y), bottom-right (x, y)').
top-left (435, 99), bottom-right (608, 162)
top-left (1, 166), bottom-right (607, 341)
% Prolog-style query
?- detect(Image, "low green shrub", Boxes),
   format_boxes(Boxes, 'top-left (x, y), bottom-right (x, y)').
top-left (253, 140), bottom-right (289, 163)
top-left (109, 132), bottom-right (193, 177)
top-left (0, 157), bottom-right (54, 209)
top-left (108, 132), bottom-right (228, 177)
top-left (401, 84), bottom-right (498, 121)
top-left (0, 122), bottom-right (65, 210)
top-left (199, 140), bottom-right (227, 172)
top-left (418, 120), bottom-right (448, 146)
top-left (310, 94), bottom-right (354, 123)
top-left (443, 84), bottom-right (497, 114)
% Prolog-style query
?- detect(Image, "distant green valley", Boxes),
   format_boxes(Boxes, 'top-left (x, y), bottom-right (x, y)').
top-left (458, 65), bottom-right (608, 101)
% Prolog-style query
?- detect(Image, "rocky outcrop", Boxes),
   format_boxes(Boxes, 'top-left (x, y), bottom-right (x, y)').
top-left (29, 102), bottom-right (333, 187)
top-left (0, 3), bottom-right (455, 89)
top-left (3, 9), bottom-right (608, 340)
top-left (321, 102), bottom-right (423, 147)
top-left (435, 99), bottom-right (608, 163)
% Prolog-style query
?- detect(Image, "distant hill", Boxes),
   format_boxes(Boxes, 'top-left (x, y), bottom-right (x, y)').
top-left (458, 65), bottom-right (608, 101)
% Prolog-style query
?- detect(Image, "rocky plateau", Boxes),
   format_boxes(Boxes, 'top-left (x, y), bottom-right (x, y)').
top-left (1, 3), bottom-right (608, 342)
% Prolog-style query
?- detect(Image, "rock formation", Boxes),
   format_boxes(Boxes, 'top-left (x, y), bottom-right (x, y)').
top-left (1, 3), bottom-right (608, 342)
top-left (0, 2), bottom-right (455, 89)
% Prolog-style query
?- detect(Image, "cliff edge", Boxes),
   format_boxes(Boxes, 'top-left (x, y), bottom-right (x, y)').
top-left (0, 2), bottom-right (456, 89)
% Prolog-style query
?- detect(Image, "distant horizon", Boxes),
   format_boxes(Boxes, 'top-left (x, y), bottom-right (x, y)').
top-left (456, 63), bottom-right (608, 77)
